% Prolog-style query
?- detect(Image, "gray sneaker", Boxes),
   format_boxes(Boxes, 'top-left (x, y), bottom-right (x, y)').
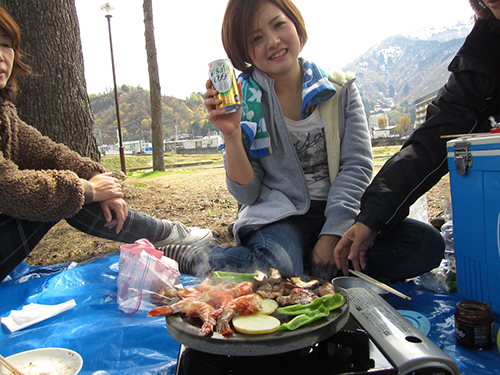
top-left (154, 221), bottom-right (212, 247)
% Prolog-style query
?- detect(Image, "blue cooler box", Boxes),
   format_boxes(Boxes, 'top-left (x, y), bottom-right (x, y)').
top-left (447, 134), bottom-right (500, 316)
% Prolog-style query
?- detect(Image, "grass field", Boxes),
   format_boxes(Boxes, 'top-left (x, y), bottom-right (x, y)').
top-left (30, 144), bottom-right (451, 268)
top-left (100, 146), bottom-right (402, 175)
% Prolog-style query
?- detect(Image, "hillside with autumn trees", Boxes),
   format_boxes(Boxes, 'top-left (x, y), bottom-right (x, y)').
top-left (89, 85), bottom-right (217, 145)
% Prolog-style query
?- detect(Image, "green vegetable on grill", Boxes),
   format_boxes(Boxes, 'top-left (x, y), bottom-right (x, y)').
top-left (276, 293), bottom-right (345, 315)
top-left (276, 293), bottom-right (345, 331)
top-left (277, 305), bottom-right (330, 331)
top-left (211, 271), bottom-right (257, 283)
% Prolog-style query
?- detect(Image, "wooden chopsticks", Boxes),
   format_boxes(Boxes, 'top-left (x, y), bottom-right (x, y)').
top-left (0, 354), bottom-right (25, 375)
top-left (440, 132), bottom-right (491, 139)
top-left (349, 269), bottom-right (412, 300)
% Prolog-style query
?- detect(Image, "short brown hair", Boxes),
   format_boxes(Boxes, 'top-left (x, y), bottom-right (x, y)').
top-left (0, 6), bottom-right (32, 101)
top-left (222, 0), bottom-right (307, 72)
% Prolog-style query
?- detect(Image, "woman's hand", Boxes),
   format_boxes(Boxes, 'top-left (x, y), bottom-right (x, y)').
top-left (88, 172), bottom-right (123, 202)
top-left (204, 79), bottom-right (242, 138)
top-left (311, 235), bottom-right (341, 280)
top-left (101, 197), bottom-right (128, 234)
top-left (204, 79), bottom-right (254, 185)
top-left (334, 222), bottom-right (378, 276)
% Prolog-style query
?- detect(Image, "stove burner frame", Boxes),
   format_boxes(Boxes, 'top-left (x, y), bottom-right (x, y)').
top-left (175, 316), bottom-right (395, 375)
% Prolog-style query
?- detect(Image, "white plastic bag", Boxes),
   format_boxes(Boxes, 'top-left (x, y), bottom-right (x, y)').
top-left (117, 239), bottom-right (182, 314)
top-left (409, 194), bottom-right (429, 223)
top-left (413, 197), bottom-right (457, 293)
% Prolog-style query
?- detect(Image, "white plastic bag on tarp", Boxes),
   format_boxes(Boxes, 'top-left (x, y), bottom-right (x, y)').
top-left (409, 194), bottom-right (428, 223)
top-left (117, 238), bottom-right (182, 314)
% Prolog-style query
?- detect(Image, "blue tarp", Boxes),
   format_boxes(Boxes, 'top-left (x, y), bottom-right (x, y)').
top-left (0, 253), bottom-right (499, 374)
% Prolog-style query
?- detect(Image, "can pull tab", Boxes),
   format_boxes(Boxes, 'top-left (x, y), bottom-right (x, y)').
top-left (454, 141), bottom-right (472, 175)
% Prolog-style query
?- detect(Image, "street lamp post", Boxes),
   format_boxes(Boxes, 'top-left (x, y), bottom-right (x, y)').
top-left (101, 3), bottom-right (126, 173)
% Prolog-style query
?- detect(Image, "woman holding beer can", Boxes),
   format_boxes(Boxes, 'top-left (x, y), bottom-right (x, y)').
top-left (162, 0), bottom-right (443, 282)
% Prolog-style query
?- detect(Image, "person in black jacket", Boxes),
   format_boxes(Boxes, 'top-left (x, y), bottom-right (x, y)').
top-left (333, 0), bottom-right (500, 281)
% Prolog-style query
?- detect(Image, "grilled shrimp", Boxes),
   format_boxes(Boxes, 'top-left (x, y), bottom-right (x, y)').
top-left (216, 294), bottom-right (263, 337)
top-left (228, 281), bottom-right (253, 297)
top-left (147, 298), bottom-right (217, 336)
top-left (176, 286), bottom-right (203, 300)
top-left (198, 281), bottom-right (253, 309)
top-left (200, 287), bottom-right (234, 309)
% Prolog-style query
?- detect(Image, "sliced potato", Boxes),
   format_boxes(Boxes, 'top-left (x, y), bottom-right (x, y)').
top-left (232, 314), bottom-right (281, 334)
top-left (259, 299), bottom-right (279, 315)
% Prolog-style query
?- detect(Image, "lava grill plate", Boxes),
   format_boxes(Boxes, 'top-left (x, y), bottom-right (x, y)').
top-left (165, 290), bottom-right (349, 356)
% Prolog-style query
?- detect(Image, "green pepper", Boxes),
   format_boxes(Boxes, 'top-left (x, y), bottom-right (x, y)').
top-left (277, 304), bottom-right (330, 331)
top-left (276, 293), bottom-right (345, 316)
top-left (211, 271), bottom-right (257, 283)
top-left (321, 293), bottom-right (345, 311)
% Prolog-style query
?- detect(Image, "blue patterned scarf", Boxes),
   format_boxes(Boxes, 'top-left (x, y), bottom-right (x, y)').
top-left (220, 58), bottom-right (336, 158)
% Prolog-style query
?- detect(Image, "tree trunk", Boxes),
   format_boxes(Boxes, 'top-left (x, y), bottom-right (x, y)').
top-left (143, 0), bottom-right (164, 171)
top-left (2, 0), bottom-right (100, 161)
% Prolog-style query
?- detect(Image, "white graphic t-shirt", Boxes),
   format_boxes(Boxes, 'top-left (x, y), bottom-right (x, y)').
top-left (285, 109), bottom-right (330, 200)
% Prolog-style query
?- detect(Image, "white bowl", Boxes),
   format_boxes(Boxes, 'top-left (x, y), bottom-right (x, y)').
top-left (0, 348), bottom-right (83, 375)
top-left (333, 276), bottom-right (388, 295)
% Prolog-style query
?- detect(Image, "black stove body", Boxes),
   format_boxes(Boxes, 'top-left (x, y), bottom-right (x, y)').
top-left (174, 288), bottom-right (460, 375)
top-left (176, 316), bottom-right (394, 375)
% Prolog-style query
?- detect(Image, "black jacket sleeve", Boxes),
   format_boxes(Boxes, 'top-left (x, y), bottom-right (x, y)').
top-left (356, 21), bottom-right (500, 234)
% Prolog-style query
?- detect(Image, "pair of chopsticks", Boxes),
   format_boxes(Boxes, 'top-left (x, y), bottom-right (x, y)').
top-left (349, 269), bottom-right (412, 300)
top-left (440, 132), bottom-right (491, 139)
top-left (0, 354), bottom-right (25, 375)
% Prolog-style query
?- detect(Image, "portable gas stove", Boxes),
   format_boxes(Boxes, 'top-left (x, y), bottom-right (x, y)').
top-left (172, 287), bottom-right (460, 375)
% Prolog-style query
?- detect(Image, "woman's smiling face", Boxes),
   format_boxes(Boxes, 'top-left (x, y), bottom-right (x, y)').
top-left (247, 1), bottom-right (302, 79)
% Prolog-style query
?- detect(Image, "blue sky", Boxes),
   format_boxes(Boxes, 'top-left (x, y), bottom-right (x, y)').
top-left (75, 0), bottom-right (474, 99)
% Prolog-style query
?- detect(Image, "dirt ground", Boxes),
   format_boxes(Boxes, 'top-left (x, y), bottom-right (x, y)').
top-left (26, 161), bottom-right (451, 267)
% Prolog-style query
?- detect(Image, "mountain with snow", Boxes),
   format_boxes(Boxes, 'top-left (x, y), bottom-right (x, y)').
top-left (403, 19), bottom-right (474, 42)
top-left (343, 20), bottom-right (474, 111)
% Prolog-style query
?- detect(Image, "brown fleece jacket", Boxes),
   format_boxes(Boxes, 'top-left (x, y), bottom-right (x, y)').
top-left (0, 101), bottom-right (105, 222)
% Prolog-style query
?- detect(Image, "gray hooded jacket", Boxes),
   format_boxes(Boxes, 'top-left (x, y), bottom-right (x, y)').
top-left (226, 68), bottom-right (373, 244)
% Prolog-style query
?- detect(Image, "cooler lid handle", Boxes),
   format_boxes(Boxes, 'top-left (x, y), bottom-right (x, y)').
top-left (454, 141), bottom-right (472, 175)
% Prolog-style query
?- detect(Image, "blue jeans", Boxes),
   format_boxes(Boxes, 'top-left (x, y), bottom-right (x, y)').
top-left (201, 202), bottom-right (444, 282)
top-left (364, 217), bottom-right (445, 282)
top-left (202, 201), bottom-right (327, 277)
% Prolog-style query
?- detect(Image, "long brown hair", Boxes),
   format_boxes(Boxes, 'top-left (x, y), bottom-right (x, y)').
top-left (0, 6), bottom-right (32, 102)
top-left (222, 0), bottom-right (307, 73)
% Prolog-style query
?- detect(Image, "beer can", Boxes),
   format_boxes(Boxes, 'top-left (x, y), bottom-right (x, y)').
top-left (208, 59), bottom-right (241, 113)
